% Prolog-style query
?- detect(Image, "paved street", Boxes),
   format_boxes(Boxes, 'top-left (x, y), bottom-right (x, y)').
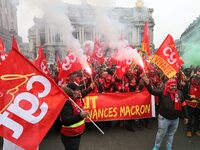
top-left (0, 119), bottom-right (199, 150)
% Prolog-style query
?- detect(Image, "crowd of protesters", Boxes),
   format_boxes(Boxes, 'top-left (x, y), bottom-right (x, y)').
top-left (1, 37), bottom-right (199, 150)
top-left (49, 59), bottom-right (200, 136)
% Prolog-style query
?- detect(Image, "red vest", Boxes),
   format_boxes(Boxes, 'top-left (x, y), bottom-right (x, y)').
top-left (61, 99), bottom-right (85, 137)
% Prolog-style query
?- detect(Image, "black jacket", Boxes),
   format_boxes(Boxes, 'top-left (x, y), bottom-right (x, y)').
top-left (147, 84), bottom-right (188, 120)
top-left (60, 87), bottom-right (92, 126)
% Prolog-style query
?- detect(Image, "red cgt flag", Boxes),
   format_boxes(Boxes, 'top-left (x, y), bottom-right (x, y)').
top-left (33, 47), bottom-right (50, 76)
top-left (56, 53), bottom-right (62, 71)
top-left (12, 36), bottom-right (20, 51)
top-left (152, 34), bottom-right (184, 78)
top-left (0, 40), bottom-right (67, 150)
top-left (92, 39), bottom-right (105, 64)
top-left (141, 22), bottom-right (151, 57)
top-left (114, 59), bottom-right (130, 79)
top-left (58, 50), bottom-right (82, 80)
top-left (85, 45), bottom-right (92, 65)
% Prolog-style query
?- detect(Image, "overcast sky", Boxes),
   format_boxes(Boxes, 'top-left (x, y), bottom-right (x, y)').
top-left (17, 0), bottom-right (200, 48)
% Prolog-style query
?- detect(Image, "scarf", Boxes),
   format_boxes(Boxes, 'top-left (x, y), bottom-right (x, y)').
top-left (163, 79), bottom-right (182, 111)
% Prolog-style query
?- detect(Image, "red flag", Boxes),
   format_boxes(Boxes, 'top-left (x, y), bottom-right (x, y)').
top-left (33, 47), bottom-right (50, 76)
top-left (92, 39), bottom-right (105, 64)
top-left (58, 50), bottom-right (82, 80)
top-left (114, 60), bottom-right (129, 79)
top-left (108, 48), bottom-right (119, 67)
top-left (152, 34), bottom-right (184, 78)
top-left (85, 45), bottom-right (92, 65)
top-left (84, 43), bottom-right (91, 55)
top-left (56, 53), bottom-right (62, 71)
top-left (0, 44), bottom-right (67, 150)
top-left (12, 36), bottom-right (20, 51)
top-left (141, 22), bottom-right (151, 56)
top-left (0, 37), bottom-right (7, 64)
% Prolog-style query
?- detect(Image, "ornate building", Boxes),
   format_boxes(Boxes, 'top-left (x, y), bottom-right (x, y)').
top-left (28, 0), bottom-right (155, 63)
top-left (177, 15), bottom-right (200, 56)
top-left (0, 0), bottom-right (22, 52)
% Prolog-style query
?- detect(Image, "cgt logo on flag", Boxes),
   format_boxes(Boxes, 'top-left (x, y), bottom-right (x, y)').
top-left (0, 37), bottom-right (67, 150)
top-left (62, 51), bottom-right (76, 71)
top-left (0, 73), bottom-right (51, 139)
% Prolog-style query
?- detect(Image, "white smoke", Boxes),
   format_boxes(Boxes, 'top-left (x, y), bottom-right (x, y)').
top-left (23, 0), bottom-right (80, 49)
top-left (19, 0), bottom-right (138, 67)
top-left (95, 7), bottom-right (121, 45)
top-left (10, 0), bottom-right (19, 5)
top-left (20, 0), bottom-right (89, 67)
top-left (115, 46), bottom-right (142, 64)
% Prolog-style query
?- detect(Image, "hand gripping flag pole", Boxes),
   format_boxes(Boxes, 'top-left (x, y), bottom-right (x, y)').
top-left (68, 96), bottom-right (105, 135)
top-left (64, 86), bottom-right (104, 135)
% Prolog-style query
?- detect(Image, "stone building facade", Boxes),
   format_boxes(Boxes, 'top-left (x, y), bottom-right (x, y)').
top-left (0, 0), bottom-right (22, 52)
top-left (28, 0), bottom-right (155, 63)
top-left (177, 15), bottom-right (200, 56)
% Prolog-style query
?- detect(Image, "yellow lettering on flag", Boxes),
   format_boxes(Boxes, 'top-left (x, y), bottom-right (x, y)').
top-left (152, 55), bottom-right (176, 78)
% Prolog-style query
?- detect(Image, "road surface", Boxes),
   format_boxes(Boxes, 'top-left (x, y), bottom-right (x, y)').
top-left (0, 119), bottom-right (199, 150)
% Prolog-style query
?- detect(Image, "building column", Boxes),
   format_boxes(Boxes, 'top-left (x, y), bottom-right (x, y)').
top-left (136, 26), bottom-right (139, 45)
top-left (93, 27), bottom-right (95, 41)
top-left (36, 28), bottom-right (40, 47)
top-left (45, 26), bottom-right (50, 45)
top-left (79, 26), bottom-right (82, 44)
top-left (81, 26), bottom-right (85, 43)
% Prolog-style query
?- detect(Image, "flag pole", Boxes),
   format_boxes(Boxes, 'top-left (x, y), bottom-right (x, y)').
top-left (64, 86), bottom-right (104, 135)
top-left (81, 70), bottom-right (87, 90)
top-left (68, 97), bottom-right (105, 135)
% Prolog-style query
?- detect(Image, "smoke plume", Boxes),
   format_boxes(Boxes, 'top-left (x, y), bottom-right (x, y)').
top-left (182, 42), bottom-right (200, 67)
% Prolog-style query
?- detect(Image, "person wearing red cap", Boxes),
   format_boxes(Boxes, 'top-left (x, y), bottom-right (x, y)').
top-left (142, 77), bottom-right (188, 150)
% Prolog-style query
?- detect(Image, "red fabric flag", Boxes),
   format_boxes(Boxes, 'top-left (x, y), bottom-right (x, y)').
top-left (152, 34), bottom-right (184, 78)
top-left (92, 39), bottom-right (105, 64)
top-left (33, 47), bottom-right (50, 76)
top-left (12, 36), bottom-right (20, 51)
top-left (83, 42), bottom-right (93, 65)
top-left (58, 50), bottom-right (82, 80)
top-left (114, 60), bottom-right (130, 79)
top-left (0, 45), bottom-right (67, 150)
top-left (141, 22), bottom-right (151, 56)
top-left (84, 43), bottom-right (91, 55)
top-left (56, 54), bottom-right (62, 71)
top-left (108, 49), bottom-right (118, 67)
top-left (86, 54), bottom-right (92, 65)
top-left (85, 45), bottom-right (92, 65)
top-left (0, 37), bottom-right (7, 64)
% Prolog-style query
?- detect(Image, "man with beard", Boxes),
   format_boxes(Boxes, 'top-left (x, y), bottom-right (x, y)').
top-left (142, 77), bottom-right (188, 150)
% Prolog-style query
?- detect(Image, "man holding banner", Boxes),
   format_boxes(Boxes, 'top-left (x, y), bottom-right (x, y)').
top-left (142, 77), bottom-right (188, 150)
